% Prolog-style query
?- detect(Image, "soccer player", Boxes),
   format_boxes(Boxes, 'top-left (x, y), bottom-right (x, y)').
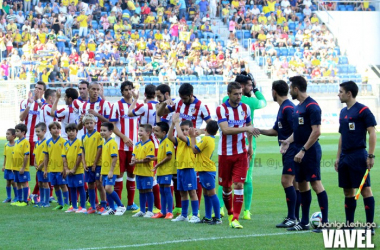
top-left (78, 81), bottom-right (90, 102)
top-left (280, 76), bottom-right (329, 233)
top-left (99, 122), bottom-right (127, 216)
top-left (151, 122), bottom-right (176, 219)
top-left (216, 81), bottom-right (257, 229)
top-left (33, 123), bottom-right (50, 208)
top-left (11, 124), bottom-right (31, 207)
top-left (81, 114), bottom-right (107, 214)
top-left (131, 124), bottom-right (156, 218)
top-left (62, 123), bottom-right (87, 213)
top-left (336, 81), bottom-right (377, 235)
top-left (220, 72), bottom-right (267, 220)
top-left (43, 122), bottom-right (70, 211)
top-left (189, 121), bottom-right (222, 225)
top-left (257, 80), bottom-right (300, 227)
top-left (41, 89), bottom-right (58, 140)
top-left (155, 84), bottom-right (173, 125)
top-left (109, 81), bottom-right (139, 209)
top-left (2, 128), bottom-right (16, 203)
top-left (168, 113), bottom-right (200, 223)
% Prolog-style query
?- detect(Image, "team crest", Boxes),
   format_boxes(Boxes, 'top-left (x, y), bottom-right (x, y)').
top-left (191, 108), bottom-right (196, 113)
top-left (298, 117), bottom-right (304, 125)
top-left (96, 106), bottom-right (101, 110)
top-left (241, 111), bottom-right (245, 116)
top-left (349, 122), bottom-right (355, 130)
top-left (278, 122), bottom-right (283, 129)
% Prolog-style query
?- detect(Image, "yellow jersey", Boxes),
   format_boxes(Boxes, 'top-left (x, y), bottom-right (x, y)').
top-left (81, 130), bottom-right (103, 167)
top-left (144, 16), bottom-right (155, 23)
top-left (38, 32), bottom-right (46, 43)
top-left (62, 138), bottom-right (83, 174)
top-left (33, 138), bottom-right (46, 168)
top-left (101, 138), bottom-right (120, 175)
top-left (44, 136), bottom-right (66, 173)
top-left (12, 138), bottom-right (30, 172)
top-left (69, 65), bottom-right (79, 75)
top-left (132, 140), bottom-right (155, 177)
top-left (3, 142), bottom-right (15, 170)
top-left (175, 137), bottom-right (195, 170)
top-left (154, 33), bottom-right (163, 41)
top-left (77, 15), bottom-right (88, 28)
top-left (131, 33), bottom-right (139, 40)
top-left (267, 0), bottom-right (276, 11)
top-left (137, 41), bottom-right (146, 50)
top-left (62, 0), bottom-right (69, 6)
top-left (194, 136), bottom-right (216, 172)
top-left (156, 136), bottom-right (176, 176)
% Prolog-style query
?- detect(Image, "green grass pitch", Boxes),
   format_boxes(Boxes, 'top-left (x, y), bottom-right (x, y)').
top-left (0, 134), bottom-right (379, 250)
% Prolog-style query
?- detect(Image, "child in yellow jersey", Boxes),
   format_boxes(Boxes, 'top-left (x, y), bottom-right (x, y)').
top-left (130, 124), bottom-right (155, 218)
top-left (150, 122), bottom-right (175, 219)
top-left (168, 113), bottom-right (199, 223)
top-left (189, 121), bottom-right (221, 225)
top-left (43, 122), bottom-right (70, 211)
top-left (33, 123), bottom-right (50, 207)
top-left (99, 122), bottom-right (126, 216)
top-left (62, 124), bottom-right (87, 213)
top-left (2, 128), bottom-right (16, 203)
top-left (11, 124), bottom-right (30, 207)
top-left (81, 114), bottom-right (107, 214)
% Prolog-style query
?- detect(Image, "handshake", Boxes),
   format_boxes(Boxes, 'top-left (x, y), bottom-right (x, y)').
top-left (246, 127), bottom-right (261, 137)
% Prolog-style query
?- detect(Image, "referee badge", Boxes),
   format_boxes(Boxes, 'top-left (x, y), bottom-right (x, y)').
top-left (298, 117), bottom-right (304, 125)
top-left (278, 122), bottom-right (283, 129)
top-left (349, 122), bottom-right (355, 130)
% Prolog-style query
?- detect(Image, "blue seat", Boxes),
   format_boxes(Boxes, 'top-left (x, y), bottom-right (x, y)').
top-left (340, 66), bottom-right (348, 74)
top-left (309, 84), bottom-right (319, 93)
top-left (110, 87), bottom-right (118, 96)
top-left (320, 85), bottom-right (327, 93)
top-left (348, 65), bottom-right (356, 74)
top-left (288, 47), bottom-right (295, 56)
top-left (367, 84), bottom-right (372, 92)
top-left (199, 75), bottom-right (208, 85)
top-left (182, 76), bottom-right (190, 82)
top-left (346, 5), bottom-right (354, 10)
top-left (206, 75), bottom-right (216, 84)
top-left (145, 57), bottom-right (152, 63)
top-left (355, 74), bottom-right (362, 83)
top-left (143, 76), bottom-right (151, 84)
top-left (208, 85), bottom-right (217, 95)
top-left (257, 56), bottom-right (265, 66)
top-left (339, 56), bottom-right (348, 64)
top-left (243, 39), bottom-right (249, 49)
top-left (216, 39), bottom-right (225, 47)
top-left (243, 30), bottom-right (251, 39)
top-left (280, 48), bottom-right (288, 56)
top-left (150, 76), bottom-right (160, 86)
top-left (289, 23), bottom-right (296, 30)
top-left (73, 29), bottom-right (79, 36)
top-left (235, 30), bottom-right (243, 40)
top-left (199, 85), bottom-right (207, 95)
top-left (334, 47), bottom-right (340, 56)
top-left (92, 20), bottom-right (98, 29)
top-left (104, 88), bottom-right (111, 97)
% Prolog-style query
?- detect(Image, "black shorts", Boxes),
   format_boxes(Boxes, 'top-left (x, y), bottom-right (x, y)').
top-left (338, 149), bottom-right (370, 189)
top-left (282, 144), bottom-right (297, 175)
top-left (294, 143), bottom-right (322, 183)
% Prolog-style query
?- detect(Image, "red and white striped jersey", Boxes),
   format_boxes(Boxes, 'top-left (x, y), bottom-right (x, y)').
top-left (55, 103), bottom-right (80, 140)
top-left (20, 99), bottom-right (42, 142)
top-left (40, 104), bottom-right (58, 140)
top-left (109, 99), bottom-right (139, 151)
top-left (216, 100), bottom-right (252, 156)
top-left (79, 97), bottom-right (111, 133)
top-left (72, 98), bottom-right (85, 139)
top-left (167, 97), bottom-right (211, 129)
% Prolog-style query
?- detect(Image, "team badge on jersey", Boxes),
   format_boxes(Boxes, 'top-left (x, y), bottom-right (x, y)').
top-left (298, 117), bottom-right (304, 125)
top-left (96, 106), bottom-right (101, 111)
top-left (241, 111), bottom-right (245, 116)
top-left (278, 122), bottom-right (283, 129)
top-left (191, 108), bottom-right (196, 113)
top-left (349, 122), bottom-right (355, 130)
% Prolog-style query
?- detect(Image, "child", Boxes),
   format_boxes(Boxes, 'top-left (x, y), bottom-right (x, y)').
top-left (151, 122), bottom-right (176, 219)
top-left (43, 122), bottom-right (70, 211)
top-left (81, 114), bottom-right (107, 214)
top-left (168, 113), bottom-right (199, 223)
top-left (33, 123), bottom-right (50, 208)
top-left (2, 128), bottom-right (16, 203)
top-left (189, 121), bottom-right (222, 225)
top-left (131, 124), bottom-right (156, 218)
top-left (99, 122), bottom-right (126, 216)
top-left (11, 124), bottom-right (30, 207)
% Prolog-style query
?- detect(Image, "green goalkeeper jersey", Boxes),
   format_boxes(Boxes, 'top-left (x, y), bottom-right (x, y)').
top-left (223, 90), bottom-right (267, 147)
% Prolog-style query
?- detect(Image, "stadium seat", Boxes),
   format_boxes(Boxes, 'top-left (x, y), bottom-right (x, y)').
top-left (280, 48), bottom-right (288, 56)
top-left (288, 47), bottom-right (295, 56)
top-left (347, 65), bottom-right (356, 74)
top-left (340, 66), bottom-right (348, 74)
top-left (208, 85), bottom-right (217, 95)
top-left (199, 85), bottom-right (207, 95)
top-left (243, 39), bottom-right (249, 49)
top-left (346, 5), bottom-right (354, 10)
top-left (189, 75), bottom-right (198, 84)
top-left (207, 75), bottom-right (216, 84)
top-left (309, 84), bottom-right (319, 93)
top-left (243, 31), bottom-right (251, 39)
top-left (369, 5), bottom-right (376, 11)
top-left (150, 76), bottom-right (160, 86)
top-left (143, 76), bottom-right (151, 84)
top-left (367, 84), bottom-right (372, 92)
top-left (104, 87), bottom-right (111, 97)
top-left (235, 30), bottom-right (243, 40)
top-left (216, 39), bottom-right (225, 47)
top-left (110, 87), bottom-right (118, 96)
top-left (339, 56), bottom-right (348, 64)
top-left (320, 85), bottom-right (327, 93)
top-left (199, 75), bottom-right (208, 85)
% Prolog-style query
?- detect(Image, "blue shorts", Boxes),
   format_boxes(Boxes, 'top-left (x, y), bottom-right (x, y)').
top-left (157, 174), bottom-right (172, 185)
top-left (85, 166), bottom-right (101, 183)
top-left (294, 143), bottom-right (322, 183)
top-left (198, 171), bottom-right (216, 190)
top-left (282, 144), bottom-right (297, 175)
top-left (4, 169), bottom-right (14, 180)
top-left (136, 175), bottom-right (154, 190)
top-left (102, 174), bottom-right (117, 186)
top-left (177, 168), bottom-right (197, 191)
top-left (338, 149), bottom-right (370, 189)
top-left (13, 171), bottom-right (30, 183)
top-left (49, 172), bottom-right (67, 186)
top-left (67, 174), bottom-right (85, 188)
top-left (37, 170), bottom-right (49, 183)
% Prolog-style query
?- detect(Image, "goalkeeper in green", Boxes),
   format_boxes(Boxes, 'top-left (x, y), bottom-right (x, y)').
top-left (218, 72), bottom-right (267, 219)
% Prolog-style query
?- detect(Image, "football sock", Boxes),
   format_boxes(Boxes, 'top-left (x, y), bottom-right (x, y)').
top-left (300, 190), bottom-right (312, 225)
top-left (139, 192), bottom-right (147, 213)
top-left (164, 187), bottom-right (173, 213)
top-left (153, 183), bottom-right (161, 209)
top-left (295, 190), bottom-right (301, 221)
top-left (147, 191), bottom-right (154, 212)
top-left (49, 183), bottom-right (53, 197)
top-left (44, 188), bottom-right (50, 205)
top-left (222, 190), bottom-right (233, 215)
top-left (211, 194), bottom-right (221, 219)
top-left (173, 177), bottom-right (181, 208)
top-left (110, 191), bottom-right (123, 207)
top-left (101, 201), bottom-right (107, 209)
top-left (13, 187), bottom-right (17, 200)
top-left (197, 177), bottom-right (202, 206)
top-left (78, 186), bottom-right (86, 208)
top-left (114, 179), bottom-right (123, 199)
top-left (317, 190), bottom-right (328, 223)
top-left (243, 181), bottom-right (253, 211)
top-left (126, 178), bottom-right (136, 206)
top-left (22, 187), bottom-right (29, 203)
top-left (284, 186), bottom-right (297, 220)
top-left (32, 176), bottom-right (39, 195)
top-left (160, 187), bottom-right (166, 214)
top-left (363, 196), bottom-right (375, 224)
top-left (181, 200), bottom-right (189, 217)
top-left (218, 186), bottom-right (225, 207)
top-left (70, 188), bottom-right (78, 209)
top-left (232, 189), bottom-right (244, 221)
top-left (39, 187), bottom-right (44, 205)
top-left (106, 193), bottom-right (115, 211)
top-left (56, 189), bottom-right (63, 206)
top-left (63, 191), bottom-right (69, 205)
top-left (17, 188), bottom-right (22, 202)
top-left (191, 199), bottom-right (199, 216)
top-left (95, 186), bottom-right (99, 204)
top-left (204, 195), bottom-right (212, 219)
top-left (6, 186), bottom-right (11, 199)
top-left (345, 197), bottom-right (356, 225)
top-left (88, 188), bottom-right (96, 209)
